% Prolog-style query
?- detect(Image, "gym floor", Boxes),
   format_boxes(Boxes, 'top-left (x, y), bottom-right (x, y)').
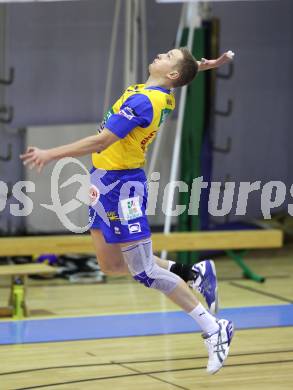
top-left (0, 246), bottom-right (292, 389)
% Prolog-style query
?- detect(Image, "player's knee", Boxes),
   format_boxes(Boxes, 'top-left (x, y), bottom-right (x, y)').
top-left (121, 240), bottom-right (180, 294)
top-left (132, 263), bottom-right (158, 288)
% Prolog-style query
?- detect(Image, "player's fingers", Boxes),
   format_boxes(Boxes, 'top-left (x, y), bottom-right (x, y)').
top-left (22, 156), bottom-right (35, 165)
top-left (37, 162), bottom-right (44, 173)
top-left (36, 158), bottom-right (45, 168)
top-left (29, 162), bottom-right (36, 170)
top-left (23, 155), bottom-right (37, 166)
top-left (20, 152), bottom-right (34, 160)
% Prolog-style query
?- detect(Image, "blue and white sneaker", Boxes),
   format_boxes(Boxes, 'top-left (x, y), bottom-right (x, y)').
top-left (190, 260), bottom-right (218, 314)
top-left (202, 319), bottom-right (235, 375)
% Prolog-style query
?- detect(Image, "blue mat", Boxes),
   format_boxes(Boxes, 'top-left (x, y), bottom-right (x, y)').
top-left (1, 304), bottom-right (292, 345)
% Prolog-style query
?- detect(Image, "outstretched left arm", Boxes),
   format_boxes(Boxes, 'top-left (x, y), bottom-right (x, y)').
top-left (19, 129), bottom-right (119, 173)
top-left (197, 50), bottom-right (235, 71)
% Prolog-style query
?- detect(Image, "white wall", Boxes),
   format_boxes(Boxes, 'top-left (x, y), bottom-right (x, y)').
top-left (25, 124), bottom-right (94, 233)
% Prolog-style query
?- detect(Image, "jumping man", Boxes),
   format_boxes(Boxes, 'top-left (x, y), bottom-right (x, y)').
top-left (21, 47), bottom-right (235, 374)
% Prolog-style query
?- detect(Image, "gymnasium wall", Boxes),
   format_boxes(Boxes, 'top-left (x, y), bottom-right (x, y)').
top-left (5, 0), bottom-right (181, 126)
top-left (2, 0), bottom-right (181, 233)
top-left (0, 0), bottom-right (292, 233)
top-left (210, 0), bottom-right (293, 222)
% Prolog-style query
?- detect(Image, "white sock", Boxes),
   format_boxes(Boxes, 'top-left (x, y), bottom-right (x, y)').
top-left (188, 303), bottom-right (219, 334)
top-left (167, 260), bottom-right (176, 271)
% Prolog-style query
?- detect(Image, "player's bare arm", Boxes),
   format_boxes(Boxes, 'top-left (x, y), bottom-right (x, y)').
top-left (197, 50), bottom-right (235, 71)
top-left (19, 128), bottom-right (119, 173)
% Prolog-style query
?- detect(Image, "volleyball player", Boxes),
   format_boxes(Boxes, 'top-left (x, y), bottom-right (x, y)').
top-left (21, 47), bottom-right (235, 374)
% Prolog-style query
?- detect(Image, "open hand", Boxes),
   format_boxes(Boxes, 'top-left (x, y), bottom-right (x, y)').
top-left (20, 147), bottom-right (52, 173)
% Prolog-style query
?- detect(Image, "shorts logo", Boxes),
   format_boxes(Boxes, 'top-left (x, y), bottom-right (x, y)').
top-left (114, 226), bottom-right (121, 235)
top-left (120, 196), bottom-right (143, 221)
top-left (128, 222), bottom-right (141, 234)
top-left (89, 185), bottom-right (100, 205)
top-left (118, 106), bottom-right (135, 121)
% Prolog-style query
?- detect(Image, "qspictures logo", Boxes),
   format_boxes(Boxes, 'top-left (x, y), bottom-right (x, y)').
top-left (0, 158), bottom-right (117, 233)
top-left (1, 158), bottom-right (293, 232)
top-left (40, 158), bottom-right (92, 233)
top-left (39, 158), bottom-right (119, 232)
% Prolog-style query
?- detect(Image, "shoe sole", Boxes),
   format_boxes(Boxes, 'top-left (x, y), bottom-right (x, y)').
top-left (209, 260), bottom-right (219, 315)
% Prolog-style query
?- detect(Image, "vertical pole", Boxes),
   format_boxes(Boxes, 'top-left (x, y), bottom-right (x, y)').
top-left (140, 0), bottom-right (148, 80)
top-left (124, 0), bottom-right (131, 88)
top-left (0, 4), bottom-right (6, 117)
top-left (161, 2), bottom-right (201, 259)
top-left (132, 0), bottom-right (139, 84)
top-left (147, 3), bottom-right (187, 178)
top-left (0, 4), bottom-right (6, 181)
top-left (103, 0), bottom-right (121, 113)
top-left (147, 124), bottom-right (163, 177)
top-left (175, 2), bottom-right (188, 48)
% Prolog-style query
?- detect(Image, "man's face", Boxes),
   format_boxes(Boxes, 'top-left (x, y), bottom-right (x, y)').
top-left (149, 49), bottom-right (183, 79)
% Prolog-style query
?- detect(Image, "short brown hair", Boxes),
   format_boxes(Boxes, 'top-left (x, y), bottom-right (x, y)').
top-left (172, 47), bottom-right (198, 88)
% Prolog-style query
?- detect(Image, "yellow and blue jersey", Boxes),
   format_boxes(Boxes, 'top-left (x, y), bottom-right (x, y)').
top-left (92, 84), bottom-right (175, 170)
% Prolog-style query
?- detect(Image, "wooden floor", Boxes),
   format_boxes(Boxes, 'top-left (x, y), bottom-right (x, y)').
top-left (1, 327), bottom-right (293, 390)
top-left (0, 248), bottom-right (293, 389)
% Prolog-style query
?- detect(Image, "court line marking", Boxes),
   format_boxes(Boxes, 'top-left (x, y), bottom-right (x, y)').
top-left (220, 274), bottom-right (290, 281)
top-left (1, 348), bottom-right (293, 376)
top-left (147, 374), bottom-right (189, 390)
top-left (118, 362), bottom-right (189, 390)
top-left (111, 348), bottom-right (293, 365)
top-left (0, 307), bottom-right (188, 322)
top-left (0, 309), bottom-right (178, 323)
top-left (230, 281), bottom-right (293, 304)
top-left (0, 303), bottom-right (286, 323)
top-left (11, 359), bottom-right (293, 390)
